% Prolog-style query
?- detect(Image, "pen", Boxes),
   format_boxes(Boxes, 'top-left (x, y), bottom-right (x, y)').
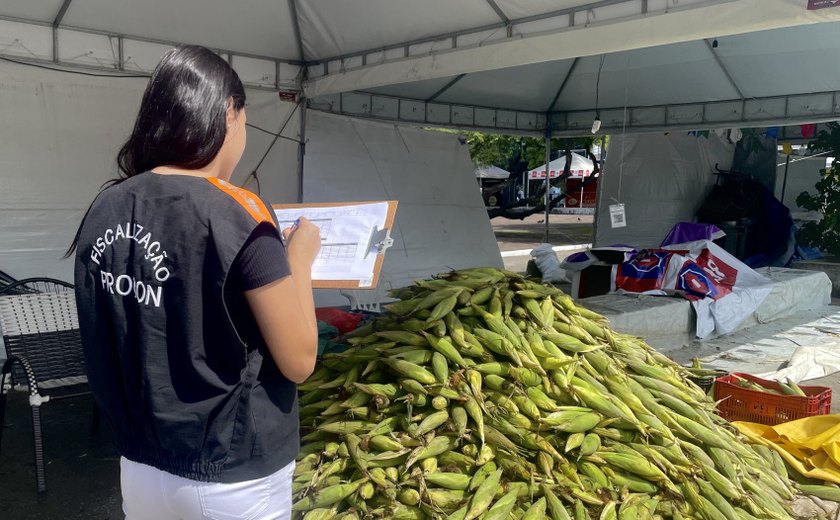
top-left (280, 218), bottom-right (300, 246)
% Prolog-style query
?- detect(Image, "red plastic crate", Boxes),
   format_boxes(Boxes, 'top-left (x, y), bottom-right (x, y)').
top-left (714, 372), bottom-right (832, 426)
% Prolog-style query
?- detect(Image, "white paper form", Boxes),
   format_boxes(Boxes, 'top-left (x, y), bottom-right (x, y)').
top-left (274, 202), bottom-right (390, 286)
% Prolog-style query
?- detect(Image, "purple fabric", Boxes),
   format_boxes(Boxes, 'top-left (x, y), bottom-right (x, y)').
top-left (660, 222), bottom-right (724, 247)
top-left (564, 251), bottom-right (591, 264)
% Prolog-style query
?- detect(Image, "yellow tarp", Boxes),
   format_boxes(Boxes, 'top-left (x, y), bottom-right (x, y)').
top-left (733, 414), bottom-right (840, 485)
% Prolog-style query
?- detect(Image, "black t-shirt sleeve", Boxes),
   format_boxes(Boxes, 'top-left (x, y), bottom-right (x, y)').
top-left (231, 223), bottom-right (291, 290)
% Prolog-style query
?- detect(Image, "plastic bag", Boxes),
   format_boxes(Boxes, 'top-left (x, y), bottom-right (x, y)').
top-left (529, 243), bottom-right (567, 283)
top-left (315, 307), bottom-right (364, 335)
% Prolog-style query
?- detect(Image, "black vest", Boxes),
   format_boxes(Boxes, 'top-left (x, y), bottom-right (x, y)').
top-left (74, 173), bottom-right (298, 483)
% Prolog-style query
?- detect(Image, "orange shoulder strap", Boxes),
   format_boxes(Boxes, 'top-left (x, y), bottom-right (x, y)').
top-left (206, 178), bottom-right (275, 226)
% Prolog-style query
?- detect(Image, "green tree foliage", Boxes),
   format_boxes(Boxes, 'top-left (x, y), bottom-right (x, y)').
top-left (467, 133), bottom-right (521, 169)
top-left (796, 122), bottom-right (840, 256)
top-left (466, 132), bottom-right (602, 170)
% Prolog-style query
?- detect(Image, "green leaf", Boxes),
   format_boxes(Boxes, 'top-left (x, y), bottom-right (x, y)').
top-left (797, 121), bottom-right (840, 256)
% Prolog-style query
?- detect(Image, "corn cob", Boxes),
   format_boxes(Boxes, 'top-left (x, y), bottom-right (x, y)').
top-left (293, 268), bottom-right (798, 519)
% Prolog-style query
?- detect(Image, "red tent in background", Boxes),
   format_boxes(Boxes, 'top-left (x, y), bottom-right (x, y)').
top-left (527, 153), bottom-right (597, 208)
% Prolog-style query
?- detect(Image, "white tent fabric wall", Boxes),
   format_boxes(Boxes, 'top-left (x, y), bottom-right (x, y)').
top-left (302, 111), bottom-right (502, 307)
top-left (0, 56), bottom-right (499, 306)
top-left (229, 95), bottom-right (301, 205)
top-left (0, 60), bottom-right (142, 281)
top-left (595, 133), bottom-right (735, 248)
top-left (0, 59), bottom-right (300, 282)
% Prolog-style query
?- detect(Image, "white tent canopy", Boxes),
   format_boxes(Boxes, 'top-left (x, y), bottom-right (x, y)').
top-left (529, 152), bottom-right (595, 180)
top-left (2, 0), bottom-right (840, 136)
top-left (475, 165), bottom-right (511, 180)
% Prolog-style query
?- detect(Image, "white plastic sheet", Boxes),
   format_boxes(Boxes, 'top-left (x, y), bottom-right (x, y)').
top-left (762, 345), bottom-right (840, 384)
top-left (687, 308), bottom-right (840, 383)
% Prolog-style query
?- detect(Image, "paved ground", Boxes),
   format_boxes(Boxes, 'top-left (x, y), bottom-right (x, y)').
top-left (0, 392), bottom-right (122, 519)
top-left (493, 213), bottom-right (594, 252)
top-left (493, 213), bottom-right (593, 273)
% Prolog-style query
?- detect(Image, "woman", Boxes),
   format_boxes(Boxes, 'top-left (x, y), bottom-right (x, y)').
top-left (69, 46), bottom-right (319, 519)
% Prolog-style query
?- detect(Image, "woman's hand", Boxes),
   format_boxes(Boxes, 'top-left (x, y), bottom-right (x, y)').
top-left (246, 216), bottom-right (320, 384)
top-left (283, 217), bottom-right (321, 269)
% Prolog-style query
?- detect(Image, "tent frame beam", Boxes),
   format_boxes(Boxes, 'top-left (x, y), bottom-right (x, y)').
top-left (309, 89), bottom-right (840, 137)
top-left (52, 0), bottom-right (74, 64)
top-left (53, 0), bottom-right (73, 27)
top-left (308, 0), bottom-right (632, 67)
top-left (303, 0), bottom-right (840, 100)
top-left (4, 5), bottom-right (840, 136)
top-left (0, 14), bottom-right (303, 64)
top-left (483, 0), bottom-right (513, 37)
top-left (0, 14), bottom-right (303, 83)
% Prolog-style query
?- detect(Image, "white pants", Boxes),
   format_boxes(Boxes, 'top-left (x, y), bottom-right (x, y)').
top-left (120, 457), bottom-right (294, 520)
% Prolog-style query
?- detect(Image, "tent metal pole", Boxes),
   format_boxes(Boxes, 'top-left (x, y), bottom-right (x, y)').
top-left (544, 128), bottom-right (551, 243)
top-left (52, 0), bottom-right (73, 63)
top-left (780, 153), bottom-right (791, 205)
top-left (297, 99), bottom-right (307, 203)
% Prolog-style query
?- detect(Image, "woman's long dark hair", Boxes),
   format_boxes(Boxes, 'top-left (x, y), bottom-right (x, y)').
top-left (66, 46), bottom-right (246, 256)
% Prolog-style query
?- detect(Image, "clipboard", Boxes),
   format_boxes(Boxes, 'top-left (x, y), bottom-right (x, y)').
top-left (272, 200), bottom-right (398, 289)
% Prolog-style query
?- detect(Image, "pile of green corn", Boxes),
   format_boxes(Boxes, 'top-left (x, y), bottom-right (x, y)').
top-left (292, 268), bottom-right (802, 520)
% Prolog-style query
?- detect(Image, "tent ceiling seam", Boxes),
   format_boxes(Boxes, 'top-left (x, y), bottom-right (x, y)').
top-left (704, 38), bottom-right (744, 100)
top-left (287, 0), bottom-right (306, 64)
top-left (546, 57), bottom-right (580, 113)
top-left (426, 74), bottom-right (467, 102)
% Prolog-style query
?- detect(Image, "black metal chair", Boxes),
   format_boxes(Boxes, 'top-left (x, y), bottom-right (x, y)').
top-left (0, 278), bottom-right (96, 493)
top-left (0, 269), bottom-right (18, 294)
